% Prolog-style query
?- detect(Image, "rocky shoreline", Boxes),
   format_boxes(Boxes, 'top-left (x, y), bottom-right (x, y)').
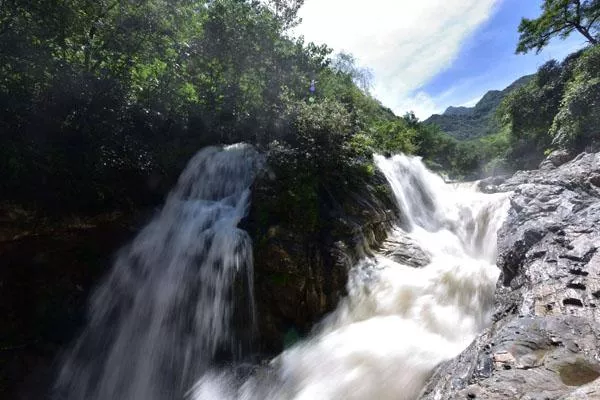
top-left (421, 151), bottom-right (600, 399)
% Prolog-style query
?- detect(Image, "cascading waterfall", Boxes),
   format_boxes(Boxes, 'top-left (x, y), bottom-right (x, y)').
top-left (54, 144), bottom-right (263, 400)
top-left (191, 153), bottom-right (510, 400)
top-left (56, 148), bottom-right (509, 400)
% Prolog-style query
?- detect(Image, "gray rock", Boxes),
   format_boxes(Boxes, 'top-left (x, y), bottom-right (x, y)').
top-left (539, 149), bottom-right (575, 170)
top-left (477, 175), bottom-right (509, 194)
top-left (420, 152), bottom-right (600, 400)
top-left (380, 229), bottom-right (431, 268)
top-left (558, 378), bottom-right (600, 399)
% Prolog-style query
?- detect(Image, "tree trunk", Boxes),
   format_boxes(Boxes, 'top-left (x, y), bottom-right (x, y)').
top-left (574, 24), bottom-right (598, 44)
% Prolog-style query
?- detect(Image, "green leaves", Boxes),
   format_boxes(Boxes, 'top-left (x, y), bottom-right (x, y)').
top-left (550, 45), bottom-right (600, 149)
top-left (370, 119), bottom-right (418, 155)
top-left (495, 44), bottom-right (599, 169)
top-left (516, 0), bottom-right (599, 54)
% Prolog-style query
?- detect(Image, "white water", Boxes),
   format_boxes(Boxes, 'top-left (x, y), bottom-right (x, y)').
top-left (192, 154), bottom-right (509, 400)
top-left (55, 144), bottom-right (262, 400)
top-left (56, 150), bottom-right (509, 400)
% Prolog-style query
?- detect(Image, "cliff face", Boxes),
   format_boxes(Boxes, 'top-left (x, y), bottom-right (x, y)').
top-left (0, 211), bottom-right (143, 399)
top-left (421, 151), bottom-right (600, 399)
top-left (247, 167), bottom-right (400, 354)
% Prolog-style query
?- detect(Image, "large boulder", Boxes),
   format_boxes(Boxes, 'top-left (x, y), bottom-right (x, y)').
top-left (379, 229), bottom-right (431, 268)
top-left (420, 152), bottom-right (600, 399)
top-left (539, 149), bottom-right (575, 171)
top-left (246, 167), bottom-right (399, 354)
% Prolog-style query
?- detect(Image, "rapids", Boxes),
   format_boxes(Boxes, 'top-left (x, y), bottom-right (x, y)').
top-left (191, 153), bottom-right (509, 400)
top-left (56, 149), bottom-right (509, 400)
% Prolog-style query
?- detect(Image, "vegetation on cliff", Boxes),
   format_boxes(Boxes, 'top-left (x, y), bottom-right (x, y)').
top-left (424, 75), bottom-right (533, 141)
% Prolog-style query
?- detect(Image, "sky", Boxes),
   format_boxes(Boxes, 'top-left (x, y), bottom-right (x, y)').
top-left (293, 0), bottom-right (587, 119)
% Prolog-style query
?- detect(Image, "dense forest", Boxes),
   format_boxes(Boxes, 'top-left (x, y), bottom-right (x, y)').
top-left (1, 0), bottom-right (550, 220)
top-left (0, 0), bottom-right (599, 216)
top-left (0, 0), bottom-right (448, 215)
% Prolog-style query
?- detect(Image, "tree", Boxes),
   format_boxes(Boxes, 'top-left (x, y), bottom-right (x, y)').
top-left (550, 45), bottom-right (600, 150)
top-left (516, 0), bottom-right (600, 54)
top-left (261, 0), bottom-right (305, 29)
top-left (331, 52), bottom-right (373, 94)
top-left (402, 111), bottom-right (419, 127)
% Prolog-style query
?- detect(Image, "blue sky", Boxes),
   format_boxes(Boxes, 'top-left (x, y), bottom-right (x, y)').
top-left (294, 0), bottom-right (587, 119)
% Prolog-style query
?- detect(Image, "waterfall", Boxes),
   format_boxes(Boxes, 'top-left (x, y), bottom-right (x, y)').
top-left (54, 144), bottom-right (263, 400)
top-left (191, 154), bottom-right (510, 400)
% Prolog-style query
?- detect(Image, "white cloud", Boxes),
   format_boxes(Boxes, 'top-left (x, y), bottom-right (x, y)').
top-left (294, 0), bottom-right (499, 119)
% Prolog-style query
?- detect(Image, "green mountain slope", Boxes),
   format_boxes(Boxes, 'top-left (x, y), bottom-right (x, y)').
top-left (424, 75), bottom-right (534, 140)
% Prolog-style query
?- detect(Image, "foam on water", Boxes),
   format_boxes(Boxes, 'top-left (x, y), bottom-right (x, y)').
top-left (191, 153), bottom-right (509, 400)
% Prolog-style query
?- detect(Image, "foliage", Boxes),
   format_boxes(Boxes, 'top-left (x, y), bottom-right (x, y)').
top-left (493, 45), bottom-right (600, 170)
top-left (331, 52), bottom-right (374, 94)
top-left (420, 1), bottom-right (600, 179)
top-left (369, 120), bottom-right (418, 155)
top-left (12, 0), bottom-right (590, 214)
top-left (422, 1), bottom-right (600, 177)
top-left (435, 44), bottom-right (600, 176)
top-left (550, 45), bottom-right (600, 149)
top-left (0, 0), bottom-right (332, 210)
top-left (495, 59), bottom-right (571, 168)
top-left (516, 0), bottom-right (600, 54)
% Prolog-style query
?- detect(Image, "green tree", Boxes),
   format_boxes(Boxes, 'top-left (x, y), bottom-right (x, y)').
top-left (331, 52), bottom-right (373, 94)
top-left (550, 45), bottom-right (600, 150)
top-left (517, 0), bottom-right (600, 54)
top-left (495, 58), bottom-right (576, 168)
top-left (261, 0), bottom-right (305, 29)
top-left (0, 0), bottom-right (427, 212)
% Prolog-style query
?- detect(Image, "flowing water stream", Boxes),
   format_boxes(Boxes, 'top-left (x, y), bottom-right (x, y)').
top-left (55, 144), bottom-right (262, 400)
top-left (191, 153), bottom-right (509, 400)
top-left (56, 148), bottom-right (509, 400)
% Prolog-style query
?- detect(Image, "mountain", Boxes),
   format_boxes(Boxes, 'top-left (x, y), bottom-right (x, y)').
top-left (424, 75), bottom-right (534, 140)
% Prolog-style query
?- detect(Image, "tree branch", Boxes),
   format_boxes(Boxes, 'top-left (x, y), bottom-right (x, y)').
top-left (574, 0), bottom-right (582, 23)
top-left (562, 0), bottom-right (597, 44)
top-left (576, 24), bottom-right (598, 42)
top-left (586, 13), bottom-right (600, 31)
top-left (540, 26), bottom-right (570, 43)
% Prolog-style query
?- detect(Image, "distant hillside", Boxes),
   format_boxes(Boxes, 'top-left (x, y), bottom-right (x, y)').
top-left (424, 75), bottom-right (534, 140)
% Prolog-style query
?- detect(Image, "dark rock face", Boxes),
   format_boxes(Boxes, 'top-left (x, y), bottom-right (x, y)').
top-left (0, 212), bottom-right (142, 400)
top-left (247, 169), bottom-right (400, 354)
top-left (420, 152), bottom-right (600, 399)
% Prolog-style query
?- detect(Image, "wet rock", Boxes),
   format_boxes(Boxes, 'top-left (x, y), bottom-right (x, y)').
top-left (0, 212), bottom-right (142, 400)
top-left (247, 168), bottom-right (399, 354)
top-left (379, 229), bottom-right (430, 268)
top-left (477, 175), bottom-right (509, 194)
top-left (420, 152), bottom-right (600, 400)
